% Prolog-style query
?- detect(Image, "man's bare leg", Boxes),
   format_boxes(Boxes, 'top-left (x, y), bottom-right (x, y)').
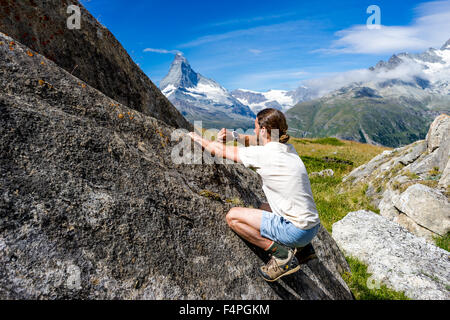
top-left (226, 203), bottom-right (301, 282)
top-left (225, 206), bottom-right (272, 250)
top-left (257, 202), bottom-right (317, 264)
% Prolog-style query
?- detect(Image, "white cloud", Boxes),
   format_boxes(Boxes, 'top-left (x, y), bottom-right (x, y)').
top-left (248, 49), bottom-right (262, 55)
top-left (319, 0), bottom-right (450, 54)
top-left (301, 58), bottom-right (431, 97)
top-left (143, 48), bottom-right (182, 54)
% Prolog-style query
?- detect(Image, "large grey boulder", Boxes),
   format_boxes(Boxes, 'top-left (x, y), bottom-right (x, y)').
top-left (377, 187), bottom-right (439, 240)
top-left (394, 184), bottom-right (450, 236)
top-left (332, 210), bottom-right (450, 300)
top-left (0, 31), bottom-right (352, 299)
top-left (0, 0), bottom-right (191, 131)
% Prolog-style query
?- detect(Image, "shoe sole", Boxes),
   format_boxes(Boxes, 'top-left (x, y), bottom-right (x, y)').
top-left (259, 265), bottom-right (301, 282)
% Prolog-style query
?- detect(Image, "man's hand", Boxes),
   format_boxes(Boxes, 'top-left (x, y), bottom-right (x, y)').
top-left (188, 131), bottom-right (241, 163)
top-left (188, 132), bottom-right (204, 145)
top-left (217, 128), bottom-right (234, 143)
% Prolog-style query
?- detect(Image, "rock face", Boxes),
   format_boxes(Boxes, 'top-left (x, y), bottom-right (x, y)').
top-left (0, 0), bottom-right (191, 130)
top-left (0, 28), bottom-right (353, 299)
top-left (332, 210), bottom-right (450, 300)
top-left (342, 114), bottom-right (450, 242)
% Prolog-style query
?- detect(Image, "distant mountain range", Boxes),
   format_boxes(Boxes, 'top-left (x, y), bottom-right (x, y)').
top-left (230, 86), bottom-right (315, 113)
top-left (159, 39), bottom-right (450, 146)
top-left (286, 38), bottom-right (450, 147)
top-left (160, 54), bottom-right (255, 130)
top-left (159, 54), bottom-right (317, 128)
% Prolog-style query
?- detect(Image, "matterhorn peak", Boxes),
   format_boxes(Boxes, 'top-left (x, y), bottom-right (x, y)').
top-left (160, 53), bottom-right (198, 90)
top-left (173, 52), bottom-right (188, 63)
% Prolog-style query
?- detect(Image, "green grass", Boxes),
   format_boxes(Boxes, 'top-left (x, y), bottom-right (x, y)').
top-left (291, 139), bottom-right (386, 231)
top-left (198, 190), bottom-right (222, 201)
top-left (309, 175), bottom-right (380, 231)
top-left (310, 137), bottom-right (346, 146)
top-left (291, 137), bottom-right (345, 146)
top-left (342, 256), bottom-right (410, 300)
top-left (404, 170), bottom-right (420, 180)
top-left (301, 155), bottom-right (352, 175)
top-left (433, 233), bottom-right (449, 252)
top-left (290, 138), bottom-right (307, 145)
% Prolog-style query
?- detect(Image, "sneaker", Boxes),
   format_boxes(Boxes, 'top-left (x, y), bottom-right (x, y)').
top-left (295, 243), bottom-right (317, 264)
top-left (258, 249), bottom-right (300, 282)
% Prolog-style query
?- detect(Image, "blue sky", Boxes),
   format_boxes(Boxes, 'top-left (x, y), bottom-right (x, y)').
top-left (80, 0), bottom-right (450, 91)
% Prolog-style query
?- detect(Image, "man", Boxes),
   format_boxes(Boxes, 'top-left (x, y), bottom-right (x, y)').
top-left (188, 108), bottom-right (321, 281)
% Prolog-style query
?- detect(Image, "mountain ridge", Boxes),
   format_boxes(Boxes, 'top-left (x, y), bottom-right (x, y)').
top-left (286, 38), bottom-right (450, 147)
top-left (160, 54), bottom-right (256, 130)
top-left (230, 87), bottom-right (314, 113)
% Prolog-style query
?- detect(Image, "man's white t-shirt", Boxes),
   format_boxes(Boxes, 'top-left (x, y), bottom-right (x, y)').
top-left (238, 142), bottom-right (320, 230)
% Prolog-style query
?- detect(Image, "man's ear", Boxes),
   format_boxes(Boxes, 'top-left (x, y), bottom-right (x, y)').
top-left (260, 127), bottom-right (267, 137)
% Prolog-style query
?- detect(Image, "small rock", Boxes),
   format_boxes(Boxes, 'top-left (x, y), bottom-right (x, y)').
top-left (310, 168), bottom-right (334, 178)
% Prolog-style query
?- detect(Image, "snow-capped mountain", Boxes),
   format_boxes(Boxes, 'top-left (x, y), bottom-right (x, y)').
top-left (160, 54), bottom-right (255, 130)
top-left (281, 38), bottom-right (450, 110)
top-left (315, 38), bottom-right (450, 102)
top-left (231, 86), bottom-right (316, 113)
top-left (231, 89), bottom-right (294, 113)
top-left (365, 41), bottom-right (450, 97)
top-left (286, 38), bottom-right (450, 147)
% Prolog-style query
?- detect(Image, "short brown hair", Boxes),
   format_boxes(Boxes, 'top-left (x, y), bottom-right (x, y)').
top-left (256, 108), bottom-right (290, 144)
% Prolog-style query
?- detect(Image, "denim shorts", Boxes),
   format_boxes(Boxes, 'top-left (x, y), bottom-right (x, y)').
top-left (260, 211), bottom-right (320, 248)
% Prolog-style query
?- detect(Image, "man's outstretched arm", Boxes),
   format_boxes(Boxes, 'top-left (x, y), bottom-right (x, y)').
top-left (217, 128), bottom-right (258, 146)
top-left (188, 132), bottom-right (241, 163)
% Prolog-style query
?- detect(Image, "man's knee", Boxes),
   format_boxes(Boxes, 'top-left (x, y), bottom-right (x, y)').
top-left (226, 207), bottom-right (242, 228)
